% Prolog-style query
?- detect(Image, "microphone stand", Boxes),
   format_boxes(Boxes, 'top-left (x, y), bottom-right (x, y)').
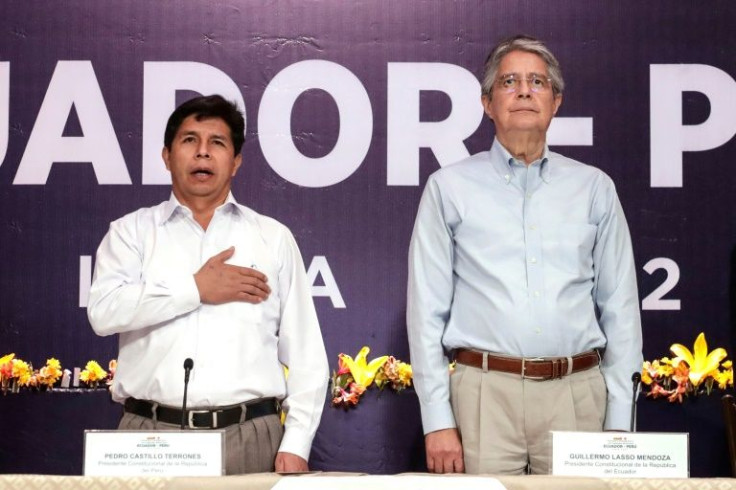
top-left (181, 358), bottom-right (194, 430)
top-left (630, 372), bottom-right (641, 432)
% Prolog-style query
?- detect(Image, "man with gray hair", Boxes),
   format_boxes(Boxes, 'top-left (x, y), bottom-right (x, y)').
top-left (407, 35), bottom-right (642, 475)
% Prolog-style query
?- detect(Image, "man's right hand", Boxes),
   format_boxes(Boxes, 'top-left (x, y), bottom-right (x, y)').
top-left (425, 428), bottom-right (464, 474)
top-left (194, 247), bottom-right (271, 304)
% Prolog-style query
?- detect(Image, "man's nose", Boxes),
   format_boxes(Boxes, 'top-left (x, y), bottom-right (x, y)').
top-left (515, 78), bottom-right (532, 98)
top-left (196, 142), bottom-right (211, 158)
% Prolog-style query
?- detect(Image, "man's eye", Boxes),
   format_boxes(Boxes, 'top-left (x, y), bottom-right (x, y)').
top-left (502, 78), bottom-right (516, 88)
top-left (532, 77), bottom-right (548, 88)
top-left (182, 136), bottom-right (195, 143)
top-left (213, 140), bottom-right (225, 146)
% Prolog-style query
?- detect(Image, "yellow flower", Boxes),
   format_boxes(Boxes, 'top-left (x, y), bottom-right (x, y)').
top-left (0, 353), bottom-right (15, 366)
top-left (12, 359), bottom-right (33, 386)
top-left (80, 360), bottom-right (107, 384)
top-left (670, 332), bottom-right (727, 386)
top-left (655, 359), bottom-right (674, 377)
top-left (641, 361), bottom-right (653, 385)
top-left (397, 362), bottom-right (413, 386)
top-left (36, 358), bottom-right (63, 387)
top-left (338, 346), bottom-right (388, 388)
top-left (716, 368), bottom-right (733, 390)
top-left (46, 358), bottom-right (62, 377)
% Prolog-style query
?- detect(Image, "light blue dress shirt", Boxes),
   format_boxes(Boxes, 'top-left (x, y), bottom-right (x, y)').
top-left (407, 138), bottom-right (643, 433)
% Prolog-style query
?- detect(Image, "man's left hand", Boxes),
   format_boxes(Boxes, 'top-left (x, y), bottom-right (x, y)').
top-left (275, 452), bottom-right (308, 473)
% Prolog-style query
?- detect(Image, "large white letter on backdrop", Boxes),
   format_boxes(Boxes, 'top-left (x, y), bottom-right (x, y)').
top-left (14, 61), bottom-right (130, 184)
top-left (142, 62), bottom-right (245, 184)
top-left (0, 62), bottom-right (8, 167)
top-left (387, 63), bottom-right (483, 186)
top-left (650, 64), bottom-right (736, 187)
top-left (307, 256), bottom-right (345, 308)
top-left (258, 60), bottom-right (373, 188)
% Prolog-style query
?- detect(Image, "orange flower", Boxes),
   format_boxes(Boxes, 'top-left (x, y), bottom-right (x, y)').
top-left (332, 387), bottom-right (360, 407)
top-left (647, 384), bottom-right (671, 399)
top-left (0, 354), bottom-right (14, 381)
top-left (336, 356), bottom-right (350, 376)
top-left (668, 382), bottom-right (687, 403)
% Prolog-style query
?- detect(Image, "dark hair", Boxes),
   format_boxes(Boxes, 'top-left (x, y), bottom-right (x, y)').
top-left (163, 95), bottom-right (245, 155)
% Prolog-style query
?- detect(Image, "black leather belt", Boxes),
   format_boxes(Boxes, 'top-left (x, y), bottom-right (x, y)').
top-left (455, 349), bottom-right (600, 380)
top-left (124, 397), bottom-right (279, 429)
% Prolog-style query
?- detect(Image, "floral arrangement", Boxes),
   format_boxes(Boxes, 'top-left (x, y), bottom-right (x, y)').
top-left (641, 332), bottom-right (733, 403)
top-left (79, 360), bottom-right (109, 388)
top-left (0, 353), bottom-right (116, 394)
top-left (331, 346), bottom-right (412, 408)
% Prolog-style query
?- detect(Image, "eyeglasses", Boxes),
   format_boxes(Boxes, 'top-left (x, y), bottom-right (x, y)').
top-left (496, 73), bottom-right (552, 93)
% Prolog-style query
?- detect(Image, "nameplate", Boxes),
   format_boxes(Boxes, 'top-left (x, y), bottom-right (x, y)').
top-left (551, 431), bottom-right (689, 478)
top-left (83, 430), bottom-right (225, 476)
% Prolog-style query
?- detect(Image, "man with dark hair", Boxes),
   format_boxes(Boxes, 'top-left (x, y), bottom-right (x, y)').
top-left (407, 36), bottom-right (642, 475)
top-left (88, 94), bottom-right (328, 474)
top-left (163, 95), bottom-right (246, 154)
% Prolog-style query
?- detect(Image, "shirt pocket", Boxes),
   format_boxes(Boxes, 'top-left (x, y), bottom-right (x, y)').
top-left (543, 223), bottom-right (597, 277)
top-left (226, 257), bottom-right (279, 335)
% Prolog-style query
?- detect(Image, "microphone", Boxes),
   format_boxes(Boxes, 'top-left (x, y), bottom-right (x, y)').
top-left (630, 372), bottom-right (641, 432)
top-left (181, 358), bottom-right (194, 430)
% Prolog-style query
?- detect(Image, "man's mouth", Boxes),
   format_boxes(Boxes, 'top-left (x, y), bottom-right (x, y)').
top-left (191, 168), bottom-right (214, 180)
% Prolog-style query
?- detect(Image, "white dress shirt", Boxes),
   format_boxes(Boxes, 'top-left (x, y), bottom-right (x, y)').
top-left (407, 139), bottom-right (643, 433)
top-left (88, 192), bottom-right (328, 459)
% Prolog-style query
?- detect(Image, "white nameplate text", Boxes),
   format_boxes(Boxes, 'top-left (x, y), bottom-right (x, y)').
top-left (84, 430), bottom-right (225, 476)
top-left (551, 431), bottom-right (688, 478)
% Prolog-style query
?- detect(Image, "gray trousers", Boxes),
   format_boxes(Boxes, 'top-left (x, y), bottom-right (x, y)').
top-left (118, 409), bottom-right (283, 474)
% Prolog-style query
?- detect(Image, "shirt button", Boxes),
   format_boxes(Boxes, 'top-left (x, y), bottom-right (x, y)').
top-left (534, 291), bottom-right (540, 297)
top-left (529, 225), bottom-right (537, 230)
top-left (530, 257), bottom-right (537, 264)
top-left (535, 328), bottom-right (542, 334)
top-left (504, 174), bottom-right (511, 181)
top-left (526, 192), bottom-right (532, 198)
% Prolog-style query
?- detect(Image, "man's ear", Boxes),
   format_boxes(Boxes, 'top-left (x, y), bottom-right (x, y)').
top-left (232, 153), bottom-right (243, 176)
top-left (481, 94), bottom-right (494, 121)
top-left (552, 93), bottom-right (563, 116)
top-left (162, 147), bottom-right (171, 171)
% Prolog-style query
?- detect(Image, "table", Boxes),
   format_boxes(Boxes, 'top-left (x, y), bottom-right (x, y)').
top-left (1, 473), bottom-right (735, 490)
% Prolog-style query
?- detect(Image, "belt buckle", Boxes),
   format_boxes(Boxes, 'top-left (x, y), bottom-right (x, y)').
top-left (521, 357), bottom-right (546, 380)
top-left (188, 409), bottom-right (216, 429)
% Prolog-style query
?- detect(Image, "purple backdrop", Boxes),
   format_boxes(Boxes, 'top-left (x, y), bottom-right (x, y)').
top-left (1, 1), bottom-right (735, 477)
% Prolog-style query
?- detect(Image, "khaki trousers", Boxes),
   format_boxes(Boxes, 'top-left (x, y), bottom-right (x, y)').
top-left (118, 409), bottom-right (283, 474)
top-left (450, 362), bottom-right (607, 475)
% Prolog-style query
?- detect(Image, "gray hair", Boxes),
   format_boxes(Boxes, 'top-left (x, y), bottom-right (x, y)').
top-left (481, 35), bottom-right (564, 98)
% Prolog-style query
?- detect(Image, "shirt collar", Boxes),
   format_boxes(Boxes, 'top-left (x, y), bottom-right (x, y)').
top-left (490, 138), bottom-right (552, 184)
top-left (159, 192), bottom-right (240, 225)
